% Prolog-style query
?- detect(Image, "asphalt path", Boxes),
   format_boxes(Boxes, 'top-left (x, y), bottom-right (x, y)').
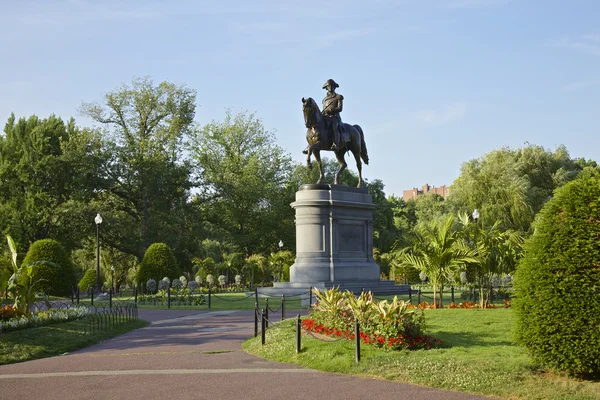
top-left (0, 309), bottom-right (491, 400)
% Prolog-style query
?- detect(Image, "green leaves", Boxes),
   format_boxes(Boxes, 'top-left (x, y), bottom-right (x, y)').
top-left (395, 214), bottom-right (477, 306)
top-left (190, 111), bottom-right (294, 254)
top-left (514, 169), bottom-right (600, 378)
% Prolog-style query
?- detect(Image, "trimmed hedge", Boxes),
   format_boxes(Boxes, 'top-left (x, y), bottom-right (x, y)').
top-left (137, 243), bottom-right (180, 284)
top-left (78, 268), bottom-right (99, 292)
top-left (514, 169), bottom-right (600, 378)
top-left (22, 239), bottom-right (76, 297)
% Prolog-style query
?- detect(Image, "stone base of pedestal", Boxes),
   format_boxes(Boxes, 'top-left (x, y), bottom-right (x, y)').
top-left (264, 184), bottom-right (410, 302)
top-left (258, 281), bottom-right (411, 307)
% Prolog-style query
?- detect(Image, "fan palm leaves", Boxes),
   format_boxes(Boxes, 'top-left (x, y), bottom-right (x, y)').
top-left (395, 214), bottom-right (478, 306)
top-left (458, 212), bottom-right (523, 308)
top-left (245, 254), bottom-right (267, 286)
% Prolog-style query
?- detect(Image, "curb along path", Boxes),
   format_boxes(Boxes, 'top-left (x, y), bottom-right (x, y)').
top-left (0, 309), bottom-right (489, 400)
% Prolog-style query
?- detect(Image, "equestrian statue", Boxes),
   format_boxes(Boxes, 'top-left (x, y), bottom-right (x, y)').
top-left (302, 79), bottom-right (369, 187)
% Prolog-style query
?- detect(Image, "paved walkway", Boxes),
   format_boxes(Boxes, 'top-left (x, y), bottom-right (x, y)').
top-left (0, 309), bottom-right (490, 400)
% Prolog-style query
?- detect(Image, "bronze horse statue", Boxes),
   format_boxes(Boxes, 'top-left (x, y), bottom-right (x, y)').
top-left (302, 97), bottom-right (369, 187)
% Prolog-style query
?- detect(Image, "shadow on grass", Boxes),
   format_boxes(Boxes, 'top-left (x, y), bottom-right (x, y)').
top-left (434, 330), bottom-right (514, 348)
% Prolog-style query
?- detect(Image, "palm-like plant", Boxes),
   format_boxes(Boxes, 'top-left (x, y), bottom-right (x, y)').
top-left (267, 250), bottom-right (295, 282)
top-left (245, 254), bottom-right (267, 286)
top-left (220, 252), bottom-right (242, 284)
top-left (395, 214), bottom-right (477, 307)
top-left (5, 235), bottom-right (53, 314)
top-left (458, 213), bottom-right (523, 308)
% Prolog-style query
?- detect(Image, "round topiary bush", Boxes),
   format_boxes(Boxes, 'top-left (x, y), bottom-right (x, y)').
top-left (137, 243), bottom-right (180, 285)
top-left (22, 239), bottom-right (76, 297)
top-left (514, 169), bottom-right (600, 378)
top-left (78, 269), bottom-right (99, 292)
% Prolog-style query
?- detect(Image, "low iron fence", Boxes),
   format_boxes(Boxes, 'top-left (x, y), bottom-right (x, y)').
top-left (69, 286), bottom-right (315, 310)
top-left (254, 309), bottom-right (363, 363)
top-left (82, 302), bottom-right (139, 335)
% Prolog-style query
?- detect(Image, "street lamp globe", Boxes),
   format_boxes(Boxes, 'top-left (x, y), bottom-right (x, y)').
top-left (472, 209), bottom-right (480, 223)
top-left (95, 213), bottom-right (103, 225)
top-left (278, 240), bottom-right (283, 249)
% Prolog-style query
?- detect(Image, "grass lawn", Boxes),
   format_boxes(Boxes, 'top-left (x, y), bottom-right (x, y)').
top-left (243, 308), bottom-right (600, 400)
top-left (0, 318), bottom-right (148, 365)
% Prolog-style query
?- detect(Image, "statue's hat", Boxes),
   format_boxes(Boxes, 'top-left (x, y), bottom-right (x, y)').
top-left (322, 79), bottom-right (339, 89)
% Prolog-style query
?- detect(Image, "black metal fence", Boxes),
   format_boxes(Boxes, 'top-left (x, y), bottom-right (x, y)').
top-left (70, 286), bottom-right (315, 310)
top-left (254, 309), bottom-right (363, 363)
top-left (82, 302), bottom-right (139, 335)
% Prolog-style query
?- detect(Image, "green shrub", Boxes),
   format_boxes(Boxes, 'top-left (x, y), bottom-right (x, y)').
top-left (78, 269), bottom-right (99, 292)
top-left (513, 169), bottom-right (600, 378)
top-left (22, 239), bottom-right (76, 297)
top-left (137, 243), bottom-right (180, 285)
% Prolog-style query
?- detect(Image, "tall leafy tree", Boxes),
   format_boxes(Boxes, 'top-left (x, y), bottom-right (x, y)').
top-left (191, 111), bottom-right (294, 254)
top-left (449, 144), bottom-right (587, 233)
top-left (0, 114), bottom-right (104, 251)
top-left (80, 77), bottom-right (198, 263)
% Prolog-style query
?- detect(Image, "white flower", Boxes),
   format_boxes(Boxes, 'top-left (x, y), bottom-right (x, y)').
top-left (206, 274), bottom-right (214, 285)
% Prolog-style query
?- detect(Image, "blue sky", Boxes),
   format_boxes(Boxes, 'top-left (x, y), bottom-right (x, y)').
top-left (1, 0), bottom-right (599, 197)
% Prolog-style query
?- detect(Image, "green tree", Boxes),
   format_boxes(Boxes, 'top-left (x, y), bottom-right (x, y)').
top-left (0, 114), bottom-right (104, 252)
top-left (137, 243), bottom-right (180, 284)
top-left (191, 111), bottom-right (294, 254)
top-left (514, 169), bottom-right (600, 378)
top-left (395, 214), bottom-right (477, 306)
top-left (78, 269), bottom-right (98, 292)
top-left (22, 239), bottom-right (76, 297)
top-left (413, 193), bottom-right (449, 224)
top-left (80, 77), bottom-right (199, 263)
top-left (449, 144), bottom-right (586, 233)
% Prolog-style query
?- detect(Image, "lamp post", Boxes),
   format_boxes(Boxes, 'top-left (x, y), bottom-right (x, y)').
top-left (278, 240), bottom-right (284, 282)
top-left (472, 209), bottom-right (480, 303)
top-left (111, 265), bottom-right (115, 294)
top-left (95, 213), bottom-right (102, 293)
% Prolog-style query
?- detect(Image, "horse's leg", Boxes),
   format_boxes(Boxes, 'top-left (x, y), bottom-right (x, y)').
top-left (313, 150), bottom-right (324, 184)
top-left (334, 150), bottom-right (347, 185)
top-left (306, 145), bottom-right (313, 169)
top-left (352, 146), bottom-right (363, 188)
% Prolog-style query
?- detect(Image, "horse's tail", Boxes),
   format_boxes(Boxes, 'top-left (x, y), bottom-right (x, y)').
top-left (354, 125), bottom-right (369, 165)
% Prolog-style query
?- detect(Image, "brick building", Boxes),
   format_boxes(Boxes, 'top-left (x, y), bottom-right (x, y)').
top-left (402, 184), bottom-right (449, 201)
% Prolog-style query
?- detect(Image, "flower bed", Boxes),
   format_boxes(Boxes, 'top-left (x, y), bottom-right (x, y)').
top-left (301, 318), bottom-right (440, 350)
top-left (305, 288), bottom-right (441, 351)
top-left (0, 305), bottom-right (91, 333)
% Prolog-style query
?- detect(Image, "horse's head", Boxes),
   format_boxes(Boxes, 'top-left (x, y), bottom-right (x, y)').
top-left (302, 97), bottom-right (319, 128)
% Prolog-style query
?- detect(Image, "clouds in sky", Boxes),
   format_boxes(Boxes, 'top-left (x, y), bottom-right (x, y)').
top-left (416, 102), bottom-right (469, 126)
top-left (552, 33), bottom-right (600, 56)
top-left (562, 80), bottom-right (600, 93)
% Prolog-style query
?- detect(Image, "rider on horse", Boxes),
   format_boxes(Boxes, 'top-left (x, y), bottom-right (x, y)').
top-left (322, 79), bottom-right (346, 151)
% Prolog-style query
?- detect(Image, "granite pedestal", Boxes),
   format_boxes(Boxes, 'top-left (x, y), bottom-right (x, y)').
top-left (260, 184), bottom-right (408, 299)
